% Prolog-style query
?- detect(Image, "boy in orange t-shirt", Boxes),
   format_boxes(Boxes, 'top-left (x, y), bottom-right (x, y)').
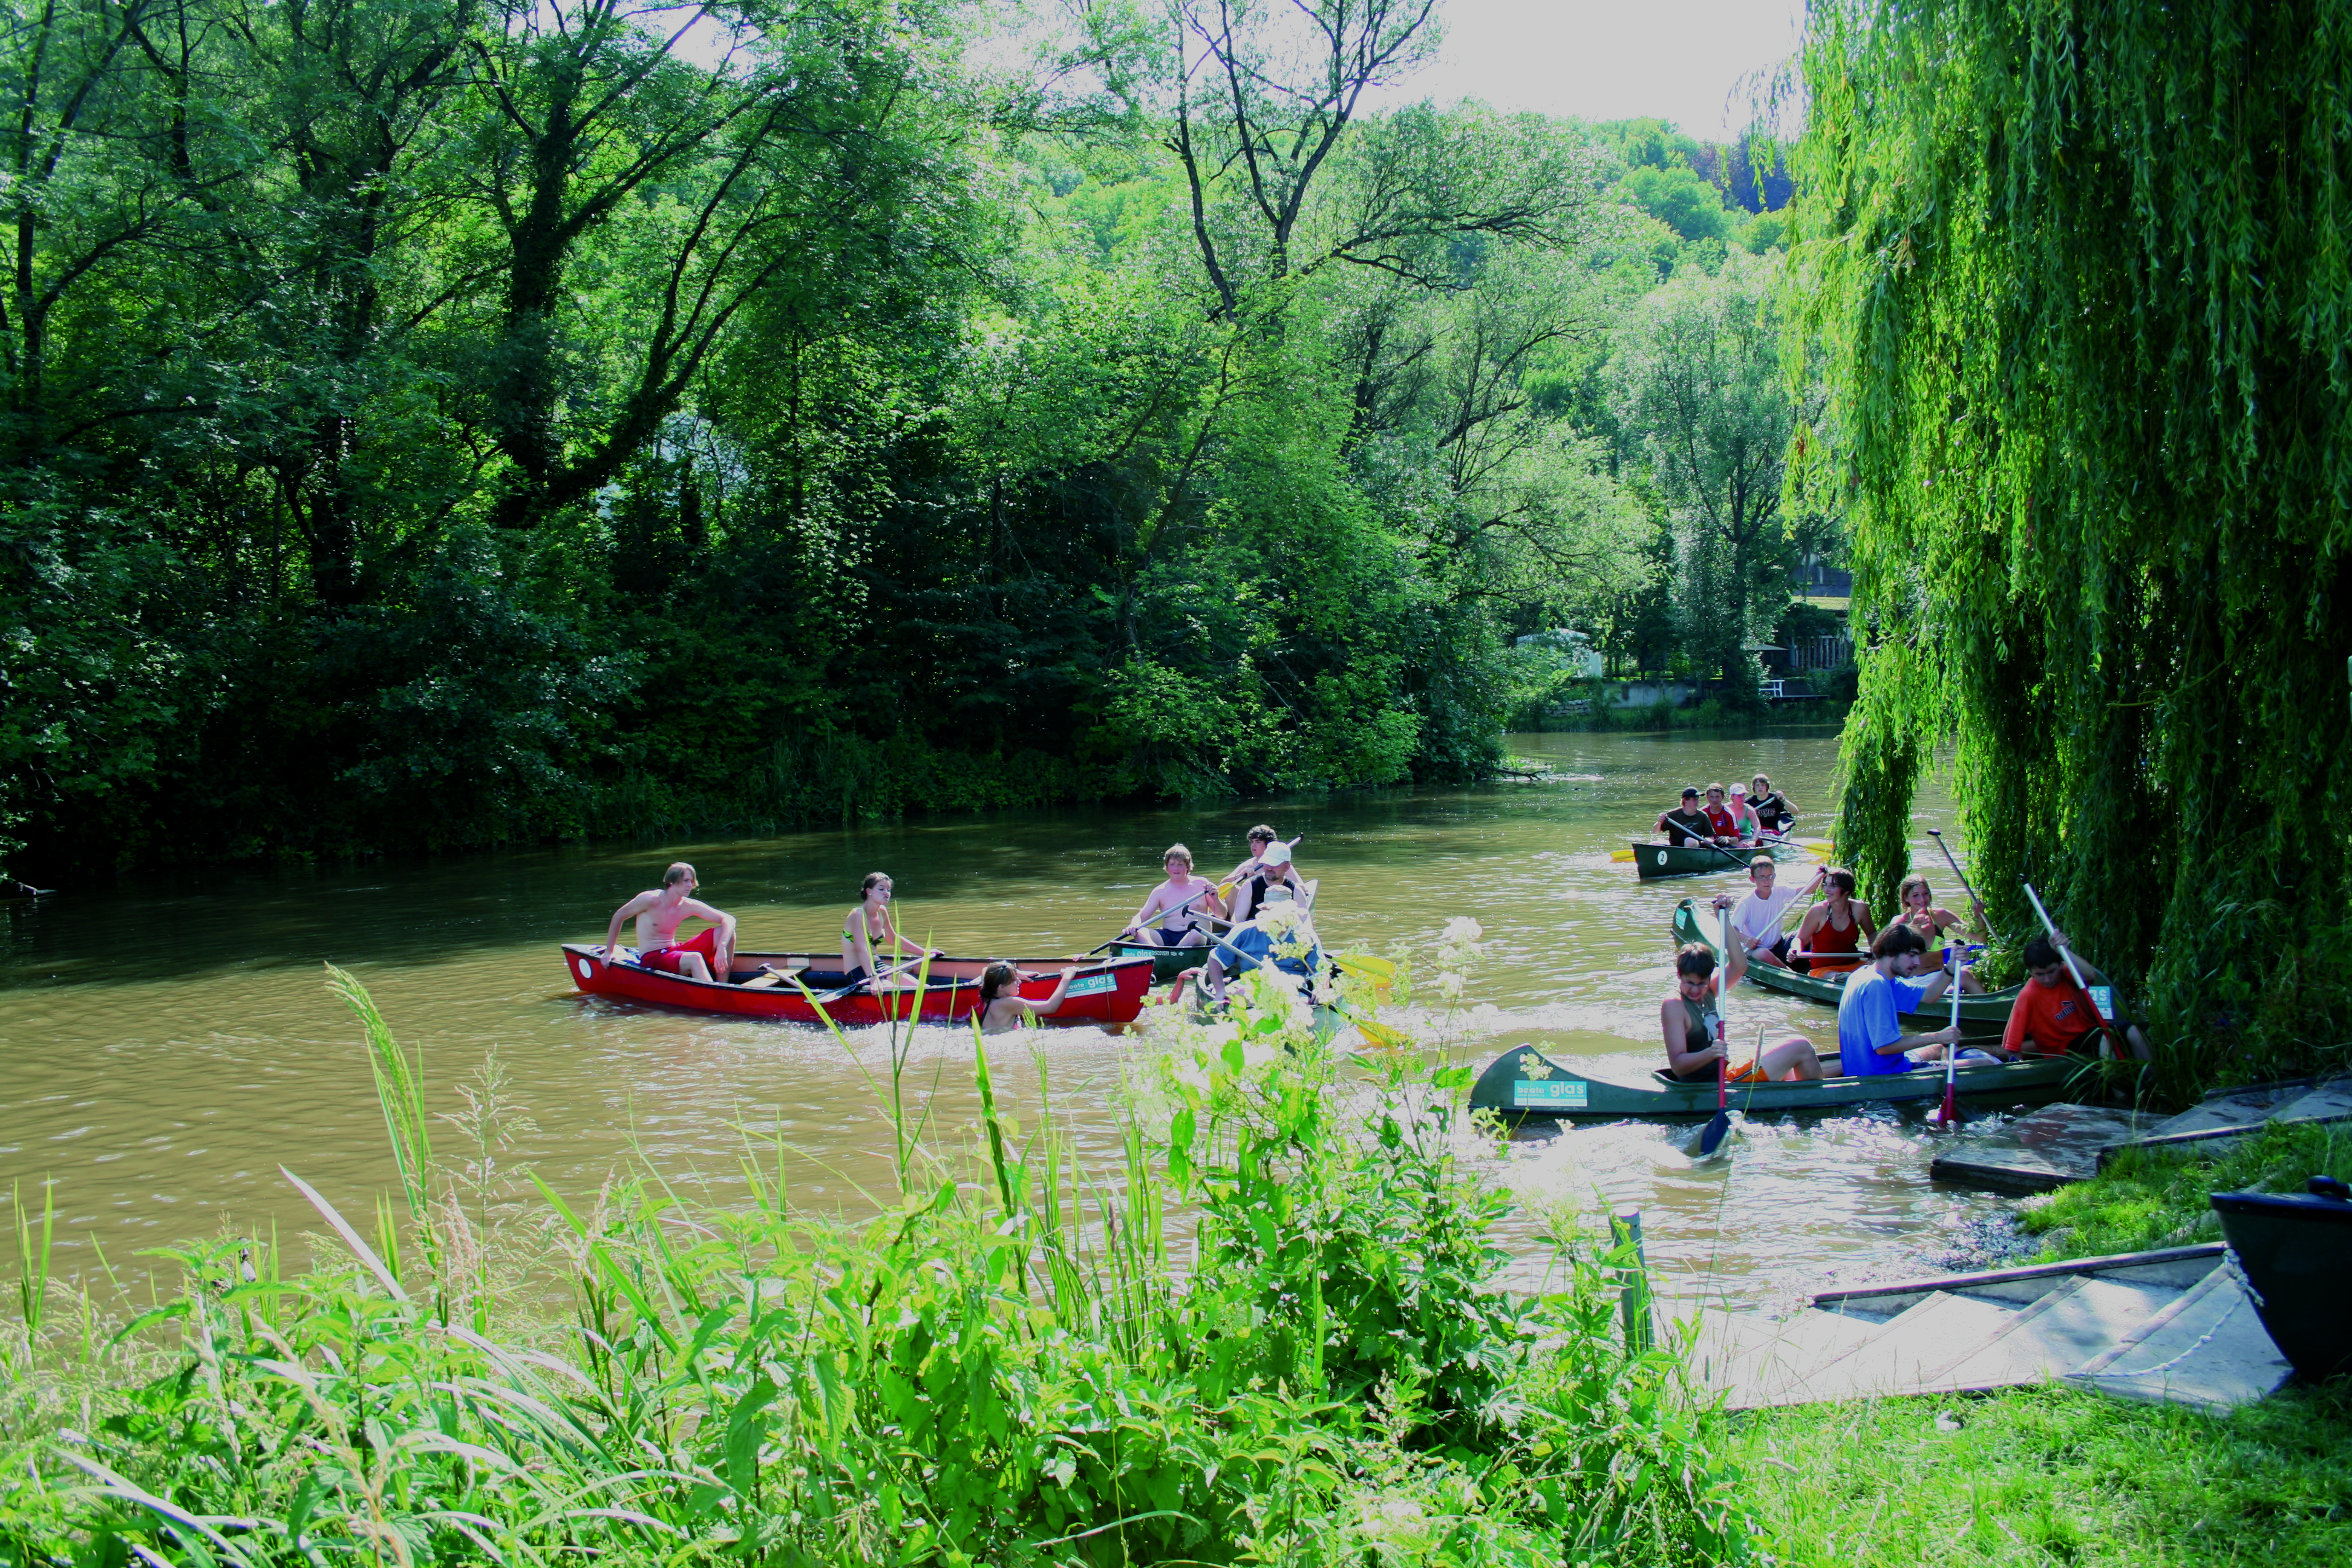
top-left (2001, 932), bottom-right (2151, 1060)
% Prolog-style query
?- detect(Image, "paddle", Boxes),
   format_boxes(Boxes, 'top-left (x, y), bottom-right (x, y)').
top-left (1691, 908), bottom-right (1739, 1158)
top-left (1927, 943), bottom-right (1964, 1128)
top-left (806, 952), bottom-right (929, 1007)
top-left (2020, 881), bottom-right (2123, 1061)
top-left (1925, 828), bottom-right (1999, 941)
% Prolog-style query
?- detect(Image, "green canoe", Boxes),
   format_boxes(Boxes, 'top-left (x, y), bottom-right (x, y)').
top-left (1468, 1043), bottom-right (2074, 1122)
top-left (1628, 838), bottom-right (1815, 880)
top-left (1671, 898), bottom-right (2022, 1034)
top-left (1104, 938), bottom-right (1215, 984)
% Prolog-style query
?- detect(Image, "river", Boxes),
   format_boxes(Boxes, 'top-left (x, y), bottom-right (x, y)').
top-left (1, 728), bottom-right (2034, 1317)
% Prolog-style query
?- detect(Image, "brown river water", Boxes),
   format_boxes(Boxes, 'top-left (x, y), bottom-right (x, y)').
top-left (2, 728), bottom-right (2036, 1317)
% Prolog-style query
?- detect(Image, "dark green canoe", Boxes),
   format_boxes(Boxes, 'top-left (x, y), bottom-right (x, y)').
top-left (1103, 938), bottom-right (1215, 984)
top-left (1468, 1043), bottom-right (2073, 1122)
top-left (1671, 898), bottom-right (2022, 1034)
top-left (1628, 839), bottom-right (1763, 879)
top-left (1628, 838), bottom-right (1820, 880)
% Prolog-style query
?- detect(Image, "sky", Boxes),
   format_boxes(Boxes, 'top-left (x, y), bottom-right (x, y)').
top-left (1371, 0), bottom-right (1809, 140)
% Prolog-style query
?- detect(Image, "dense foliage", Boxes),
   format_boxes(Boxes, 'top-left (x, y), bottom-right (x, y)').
top-left (0, 0), bottom-right (1805, 875)
top-left (0, 971), bottom-right (1757, 1566)
top-left (1794, 0), bottom-right (2352, 1092)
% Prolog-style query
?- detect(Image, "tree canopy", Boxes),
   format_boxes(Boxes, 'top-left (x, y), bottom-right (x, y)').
top-left (0, 0), bottom-right (1796, 873)
top-left (1795, 0), bottom-right (2352, 1088)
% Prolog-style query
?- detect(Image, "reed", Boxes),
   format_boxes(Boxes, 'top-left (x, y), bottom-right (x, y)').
top-left (0, 963), bottom-right (1755, 1567)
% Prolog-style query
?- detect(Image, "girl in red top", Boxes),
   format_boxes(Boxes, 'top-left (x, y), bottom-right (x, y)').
top-left (1794, 867), bottom-right (1875, 975)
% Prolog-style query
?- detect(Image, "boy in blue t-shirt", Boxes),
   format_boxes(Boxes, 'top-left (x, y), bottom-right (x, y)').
top-left (1837, 923), bottom-right (1969, 1076)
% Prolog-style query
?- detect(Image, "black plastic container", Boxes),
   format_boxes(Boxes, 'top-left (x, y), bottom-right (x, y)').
top-left (2211, 1175), bottom-right (2352, 1382)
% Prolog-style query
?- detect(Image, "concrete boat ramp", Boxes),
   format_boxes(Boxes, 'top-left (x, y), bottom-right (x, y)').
top-left (1691, 1244), bottom-right (2292, 1414)
top-left (1930, 1071), bottom-right (2352, 1194)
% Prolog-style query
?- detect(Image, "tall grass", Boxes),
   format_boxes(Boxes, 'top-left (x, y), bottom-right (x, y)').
top-left (0, 964), bottom-right (1756, 1567)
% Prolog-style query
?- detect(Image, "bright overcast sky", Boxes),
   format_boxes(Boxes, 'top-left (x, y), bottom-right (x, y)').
top-left (1379, 0), bottom-right (1809, 140)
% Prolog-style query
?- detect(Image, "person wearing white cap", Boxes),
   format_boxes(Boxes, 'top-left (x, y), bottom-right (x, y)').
top-left (1229, 832), bottom-right (1302, 926)
top-left (1206, 875), bottom-right (1321, 1005)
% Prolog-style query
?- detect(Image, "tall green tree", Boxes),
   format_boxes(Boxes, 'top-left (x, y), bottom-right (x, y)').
top-left (1794, 0), bottom-right (2352, 1089)
top-left (1610, 251), bottom-right (1806, 701)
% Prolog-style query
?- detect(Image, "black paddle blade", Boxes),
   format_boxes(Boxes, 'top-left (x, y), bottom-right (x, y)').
top-left (1695, 1109), bottom-right (1733, 1157)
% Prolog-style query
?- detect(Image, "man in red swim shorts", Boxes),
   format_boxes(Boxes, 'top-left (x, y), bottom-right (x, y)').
top-left (599, 862), bottom-right (739, 982)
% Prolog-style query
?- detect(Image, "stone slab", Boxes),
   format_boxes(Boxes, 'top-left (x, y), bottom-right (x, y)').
top-left (1770, 1291), bottom-right (2018, 1405)
top-left (1929, 1103), bottom-right (2153, 1194)
top-left (1694, 1308), bottom-right (1883, 1411)
top-left (1922, 1276), bottom-right (2178, 1392)
top-left (2066, 1266), bottom-right (2293, 1414)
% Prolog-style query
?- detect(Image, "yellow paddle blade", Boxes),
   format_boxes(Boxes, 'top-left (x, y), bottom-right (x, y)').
top-left (1354, 1016), bottom-right (1413, 1051)
top-left (1334, 952), bottom-right (1398, 995)
top-left (1610, 849), bottom-right (1637, 862)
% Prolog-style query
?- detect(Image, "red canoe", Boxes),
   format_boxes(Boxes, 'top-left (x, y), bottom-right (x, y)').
top-left (558, 945), bottom-right (1157, 1028)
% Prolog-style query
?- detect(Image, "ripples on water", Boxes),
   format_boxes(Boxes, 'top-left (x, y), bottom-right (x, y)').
top-left (1, 728), bottom-right (2036, 1312)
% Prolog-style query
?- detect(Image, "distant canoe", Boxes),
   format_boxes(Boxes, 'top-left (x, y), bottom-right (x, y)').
top-left (1671, 898), bottom-right (2022, 1034)
top-left (560, 946), bottom-right (1154, 1028)
top-left (1628, 838), bottom-right (1812, 880)
top-left (1468, 1043), bottom-right (2073, 1122)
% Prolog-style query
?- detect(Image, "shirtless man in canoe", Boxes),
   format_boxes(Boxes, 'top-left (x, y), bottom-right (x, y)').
top-left (600, 862), bottom-right (738, 982)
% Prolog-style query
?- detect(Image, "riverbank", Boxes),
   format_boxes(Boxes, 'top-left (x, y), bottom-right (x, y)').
top-left (1734, 1382), bottom-right (2352, 1565)
top-left (0, 974), bottom-right (1755, 1567)
top-left (1726, 1115), bottom-right (2352, 1564)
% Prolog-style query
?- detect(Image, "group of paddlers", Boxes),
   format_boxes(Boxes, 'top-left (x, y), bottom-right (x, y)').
top-left (1661, 851), bottom-right (2151, 1088)
top-left (592, 824), bottom-right (1319, 1032)
top-left (1652, 776), bottom-right (1802, 844)
top-left (1115, 825), bottom-right (1320, 1002)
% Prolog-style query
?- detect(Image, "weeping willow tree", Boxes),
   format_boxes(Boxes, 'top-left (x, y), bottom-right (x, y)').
top-left (1790, 1), bottom-right (2352, 1094)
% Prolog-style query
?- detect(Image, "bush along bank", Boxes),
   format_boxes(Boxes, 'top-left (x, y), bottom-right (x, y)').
top-left (0, 967), bottom-right (1756, 1567)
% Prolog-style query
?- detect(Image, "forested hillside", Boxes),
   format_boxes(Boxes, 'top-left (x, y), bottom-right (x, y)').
top-left (1, 0), bottom-right (1807, 874)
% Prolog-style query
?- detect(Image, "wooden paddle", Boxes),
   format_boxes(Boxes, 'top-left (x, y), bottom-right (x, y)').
top-left (1926, 828), bottom-right (1999, 941)
top-left (804, 952), bottom-right (929, 1007)
top-left (2020, 881), bottom-right (2122, 1061)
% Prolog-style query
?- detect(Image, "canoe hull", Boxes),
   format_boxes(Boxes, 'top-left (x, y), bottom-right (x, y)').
top-left (2211, 1189), bottom-right (2352, 1381)
top-left (1630, 840), bottom-right (1764, 880)
top-left (1105, 938), bottom-right (1215, 985)
top-left (1673, 898), bottom-right (2020, 1034)
top-left (1468, 1044), bottom-right (2074, 1122)
top-left (560, 946), bottom-right (1154, 1027)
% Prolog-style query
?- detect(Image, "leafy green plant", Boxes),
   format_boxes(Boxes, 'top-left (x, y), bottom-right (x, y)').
top-left (0, 967), bottom-right (1755, 1567)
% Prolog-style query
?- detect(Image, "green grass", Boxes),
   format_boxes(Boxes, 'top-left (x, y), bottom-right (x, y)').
top-left (2019, 1121), bottom-right (2352, 1261)
top-left (1725, 1118), bottom-right (2352, 1566)
top-left (1731, 1382), bottom-right (2352, 1566)
top-left (0, 965), bottom-right (1757, 1568)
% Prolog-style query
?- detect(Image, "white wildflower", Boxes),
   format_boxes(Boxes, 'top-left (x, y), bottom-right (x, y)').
top-left (1441, 916), bottom-right (1484, 946)
top-left (1436, 970), bottom-right (1466, 1001)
